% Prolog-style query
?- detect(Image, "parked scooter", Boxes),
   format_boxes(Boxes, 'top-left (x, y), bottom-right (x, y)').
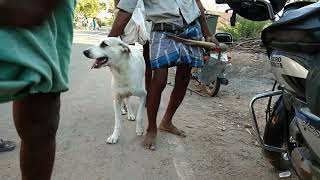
top-left (217, 0), bottom-right (320, 179)
top-left (192, 32), bottom-right (233, 97)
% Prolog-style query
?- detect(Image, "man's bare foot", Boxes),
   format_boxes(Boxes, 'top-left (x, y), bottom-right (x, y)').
top-left (143, 129), bottom-right (157, 151)
top-left (159, 122), bottom-right (186, 137)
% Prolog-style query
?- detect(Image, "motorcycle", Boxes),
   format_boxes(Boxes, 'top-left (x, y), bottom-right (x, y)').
top-left (192, 32), bottom-right (233, 97)
top-left (216, 0), bottom-right (320, 179)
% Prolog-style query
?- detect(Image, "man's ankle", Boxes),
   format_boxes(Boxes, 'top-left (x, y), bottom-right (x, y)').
top-left (147, 127), bottom-right (157, 132)
top-left (160, 118), bottom-right (172, 126)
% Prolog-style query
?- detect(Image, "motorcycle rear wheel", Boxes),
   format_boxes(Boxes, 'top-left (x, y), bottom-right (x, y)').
top-left (263, 96), bottom-right (290, 170)
top-left (205, 78), bottom-right (221, 97)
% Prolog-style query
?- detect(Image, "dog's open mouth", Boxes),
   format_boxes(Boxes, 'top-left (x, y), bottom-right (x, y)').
top-left (91, 57), bottom-right (109, 69)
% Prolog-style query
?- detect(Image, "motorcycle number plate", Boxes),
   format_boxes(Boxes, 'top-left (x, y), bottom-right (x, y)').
top-left (210, 53), bottom-right (228, 62)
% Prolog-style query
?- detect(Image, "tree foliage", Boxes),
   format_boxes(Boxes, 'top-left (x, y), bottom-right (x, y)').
top-left (75, 0), bottom-right (105, 18)
top-left (219, 16), bottom-right (270, 41)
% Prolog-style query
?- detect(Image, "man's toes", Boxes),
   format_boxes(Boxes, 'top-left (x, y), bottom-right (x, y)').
top-left (144, 144), bottom-right (151, 149)
top-left (149, 144), bottom-right (156, 151)
top-left (178, 130), bottom-right (186, 137)
top-left (143, 139), bottom-right (156, 151)
top-left (144, 144), bottom-right (155, 151)
top-left (159, 124), bottom-right (187, 137)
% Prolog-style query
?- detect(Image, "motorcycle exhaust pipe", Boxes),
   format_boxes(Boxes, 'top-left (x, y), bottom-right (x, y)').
top-left (218, 77), bottom-right (229, 85)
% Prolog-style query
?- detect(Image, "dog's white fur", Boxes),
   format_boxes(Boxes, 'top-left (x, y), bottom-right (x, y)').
top-left (84, 37), bottom-right (146, 144)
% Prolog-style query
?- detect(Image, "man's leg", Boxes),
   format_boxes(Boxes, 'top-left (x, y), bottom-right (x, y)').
top-left (13, 93), bottom-right (61, 180)
top-left (143, 42), bottom-right (152, 107)
top-left (159, 64), bottom-right (192, 137)
top-left (144, 68), bottom-right (168, 150)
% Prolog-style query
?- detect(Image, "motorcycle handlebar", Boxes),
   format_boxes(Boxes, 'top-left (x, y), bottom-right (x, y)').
top-left (215, 0), bottom-right (276, 20)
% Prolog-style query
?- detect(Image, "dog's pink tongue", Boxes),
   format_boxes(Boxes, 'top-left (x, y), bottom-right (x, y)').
top-left (91, 59), bottom-right (101, 69)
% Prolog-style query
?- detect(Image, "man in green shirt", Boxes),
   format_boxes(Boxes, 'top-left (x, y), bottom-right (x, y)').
top-left (0, 1), bottom-right (75, 179)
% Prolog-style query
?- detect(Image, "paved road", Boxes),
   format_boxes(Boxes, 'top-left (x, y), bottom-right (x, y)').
top-left (0, 30), bottom-right (189, 180)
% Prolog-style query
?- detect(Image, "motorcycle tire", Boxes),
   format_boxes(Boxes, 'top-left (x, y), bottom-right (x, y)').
top-left (205, 78), bottom-right (221, 97)
top-left (263, 96), bottom-right (290, 171)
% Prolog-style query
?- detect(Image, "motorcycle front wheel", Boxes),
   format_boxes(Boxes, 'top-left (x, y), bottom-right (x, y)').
top-left (205, 78), bottom-right (221, 97)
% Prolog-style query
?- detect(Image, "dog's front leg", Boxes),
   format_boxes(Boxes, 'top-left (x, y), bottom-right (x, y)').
top-left (124, 98), bottom-right (136, 121)
top-left (107, 98), bottom-right (122, 144)
top-left (136, 95), bottom-right (146, 136)
top-left (120, 100), bottom-right (127, 115)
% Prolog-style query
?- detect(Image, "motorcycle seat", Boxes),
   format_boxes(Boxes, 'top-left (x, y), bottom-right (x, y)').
top-left (262, 2), bottom-right (320, 54)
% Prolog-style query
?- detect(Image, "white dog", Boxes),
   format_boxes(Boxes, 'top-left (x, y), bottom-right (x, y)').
top-left (83, 37), bottom-right (146, 144)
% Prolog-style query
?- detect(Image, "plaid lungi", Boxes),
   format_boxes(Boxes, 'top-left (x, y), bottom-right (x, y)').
top-left (149, 20), bottom-right (204, 69)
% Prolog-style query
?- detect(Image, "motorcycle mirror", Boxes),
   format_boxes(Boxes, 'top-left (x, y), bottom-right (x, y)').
top-left (230, 11), bottom-right (236, 26)
top-left (224, 8), bottom-right (236, 26)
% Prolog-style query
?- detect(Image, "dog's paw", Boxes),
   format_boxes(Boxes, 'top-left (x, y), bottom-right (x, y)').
top-left (121, 109), bottom-right (127, 115)
top-left (106, 135), bottom-right (119, 144)
top-left (136, 125), bottom-right (144, 136)
top-left (136, 129), bottom-right (144, 136)
top-left (127, 114), bottom-right (136, 121)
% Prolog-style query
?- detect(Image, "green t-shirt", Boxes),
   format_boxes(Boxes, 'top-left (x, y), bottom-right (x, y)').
top-left (0, 0), bottom-right (76, 103)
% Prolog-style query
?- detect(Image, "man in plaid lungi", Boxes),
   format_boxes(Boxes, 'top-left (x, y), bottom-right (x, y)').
top-left (109, 0), bottom-right (218, 150)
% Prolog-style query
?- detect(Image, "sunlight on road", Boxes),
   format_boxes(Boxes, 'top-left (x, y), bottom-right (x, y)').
top-left (73, 30), bottom-right (107, 45)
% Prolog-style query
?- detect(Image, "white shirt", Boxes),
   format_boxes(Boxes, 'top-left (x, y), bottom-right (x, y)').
top-left (117, 0), bottom-right (201, 27)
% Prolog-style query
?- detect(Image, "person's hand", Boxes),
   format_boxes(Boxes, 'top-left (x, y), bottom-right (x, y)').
top-left (205, 36), bottom-right (219, 46)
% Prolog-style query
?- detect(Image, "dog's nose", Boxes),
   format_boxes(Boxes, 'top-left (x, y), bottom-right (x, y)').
top-left (83, 50), bottom-right (90, 57)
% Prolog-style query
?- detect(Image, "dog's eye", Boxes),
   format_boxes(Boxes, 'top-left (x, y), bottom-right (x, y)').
top-left (100, 42), bottom-right (108, 48)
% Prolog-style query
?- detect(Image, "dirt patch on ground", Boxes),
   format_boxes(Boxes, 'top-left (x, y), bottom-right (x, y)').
top-left (167, 51), bottom-right (298, 180)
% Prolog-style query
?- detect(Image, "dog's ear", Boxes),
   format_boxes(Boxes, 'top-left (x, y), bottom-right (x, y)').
top-left (119, 42), bottom-right (131, 53)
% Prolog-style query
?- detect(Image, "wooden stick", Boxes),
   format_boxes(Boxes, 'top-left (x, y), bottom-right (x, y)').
top-left (166, 34), bottom-right (229, 52)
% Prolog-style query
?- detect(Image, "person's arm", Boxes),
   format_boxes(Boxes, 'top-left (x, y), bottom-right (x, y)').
top-left (108, 0), bottom-right (138, 37)
top-left (108, 9), bottom-right (133, 37)
top-left (195, 0), bottom-right (219, 45)
top-left (0, 0), bottom-right (63, 27)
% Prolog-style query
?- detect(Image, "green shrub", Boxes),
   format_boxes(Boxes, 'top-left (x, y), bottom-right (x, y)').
top-left (100, 17), bottom-right (114, 27)
top-left (219, 16), bottom-right (270, 41)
